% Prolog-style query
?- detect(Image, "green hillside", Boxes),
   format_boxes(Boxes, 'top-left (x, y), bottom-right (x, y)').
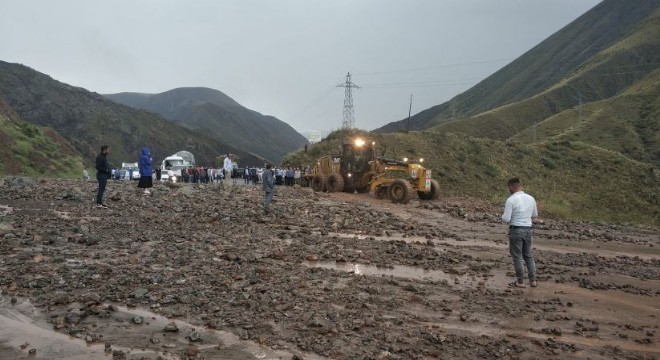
top-left (0, 99), bottom-right (85, 178)
top-left (105, 87), bottom-right (307, 164)
top-left (375, 0), bottom-right (660, 136)
top-left (0, 61), bottom-right (265, 167)
top-left (284, 129), bottom-right (659, 226)
top-left (431, 8), bottom-right (659, 164)
top-left (510, 70), bottom-right (660, 166)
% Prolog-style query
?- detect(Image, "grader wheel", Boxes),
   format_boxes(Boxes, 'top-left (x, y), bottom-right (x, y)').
top-left (388, 179), bottom-right (413, 204)
top-left (418, 179), bottom-right (440, 200)
top-left (311, 175), bottom-right (326, 192)
top-left (326, 173), bottom-right (344, 193)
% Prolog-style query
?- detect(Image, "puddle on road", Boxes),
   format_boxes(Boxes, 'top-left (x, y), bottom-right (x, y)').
top-left (327, 232), bottom-right (469, 249)
top-left (303, 260), bottom-right (509, 289)
top-left (0, 297), bottom-right (323, 360)
top-left (326, 229), bottom-right (659, 261)
top-left (437, 236), bottom-right (660, 261)
top-left (0, 297), bottom-right (152, 360)
top-left (327, 232), bottom-right (431, 244)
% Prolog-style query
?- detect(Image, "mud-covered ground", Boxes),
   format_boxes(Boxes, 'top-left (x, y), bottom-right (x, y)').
top-left (0, 177), bottom-right (658, 360)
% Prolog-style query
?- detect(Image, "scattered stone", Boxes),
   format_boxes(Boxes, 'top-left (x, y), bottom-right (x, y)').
top-left (164, 322), bottom-right (179, 332)
top-left (112, 350), bottom-right (126, 360)
top-left (184, 347), bottom-right (200, 357)
top-left (132, 288), bottom-right (149, 299)
top-left (187, 330), bottom-right (203, 342)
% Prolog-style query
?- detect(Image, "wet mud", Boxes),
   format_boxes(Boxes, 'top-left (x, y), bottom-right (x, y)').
top-left (0, 178), bottom-right (658, 359)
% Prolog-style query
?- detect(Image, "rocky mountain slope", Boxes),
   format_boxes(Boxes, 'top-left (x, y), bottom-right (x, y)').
top-left (0, 61), bottom-right (265, 170)
top-left (106, 87), bottom-right (307, 164)
top-left (374, 0), bottom-right (660, 166)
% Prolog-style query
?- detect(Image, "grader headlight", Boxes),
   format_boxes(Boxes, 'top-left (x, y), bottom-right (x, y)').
top-left (354, 138), bottom-right (365, 147)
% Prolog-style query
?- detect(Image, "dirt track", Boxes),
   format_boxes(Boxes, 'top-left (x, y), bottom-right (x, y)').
top-left (0, 178), bottom-right (658, 359)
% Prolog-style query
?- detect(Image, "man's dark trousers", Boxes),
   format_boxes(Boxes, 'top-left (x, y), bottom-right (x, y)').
top-left (96, 173), bottom-right (108, 205)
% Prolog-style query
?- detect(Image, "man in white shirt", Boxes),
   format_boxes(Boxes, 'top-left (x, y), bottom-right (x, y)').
top-left (294, 168), bottom-right (301, 185)
top-left (502, 178), bottom-right (538, 288)
top-left (223, 154), bottom-right (233, 190)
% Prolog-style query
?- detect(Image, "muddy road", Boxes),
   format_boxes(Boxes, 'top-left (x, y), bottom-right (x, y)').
top-left (0, 178), bottom-right (658, 359)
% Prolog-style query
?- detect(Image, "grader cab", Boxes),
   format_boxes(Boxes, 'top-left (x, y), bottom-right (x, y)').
top-left (307, 137), bottom-right (440, 204)
top-left (309, 138), bottom-right (374, 193)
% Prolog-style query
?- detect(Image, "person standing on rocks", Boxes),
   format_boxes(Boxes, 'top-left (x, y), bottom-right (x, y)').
top-left (95, 145), bottom-right (112, 208)
top-left (138, 147), bottom-right (153, 195)
top-left (263, 163), bottom-right (275, 213)
top-left (223, 153), bottom-right (233, 190)
top-left (502, 177), bottom-right (538, 288)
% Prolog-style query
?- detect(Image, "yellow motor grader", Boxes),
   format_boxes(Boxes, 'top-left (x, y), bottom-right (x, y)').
top-left (306, 137), bottom-right (439, 204)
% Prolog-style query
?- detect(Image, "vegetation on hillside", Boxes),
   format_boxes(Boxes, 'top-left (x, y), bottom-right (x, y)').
top-left (284, 129), bottom-right (659, 226)
top-left (375, 0), bottom-right (660, 134)
top-left (0, 112), bottom-right (85, 178)
top-left (432, 9), bottom-right (660, 163)
top-left (510, 74), bottom-right (660, 166)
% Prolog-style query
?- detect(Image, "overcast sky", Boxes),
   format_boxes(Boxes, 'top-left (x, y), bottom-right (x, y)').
top-left (0, 0), bottom-right (601, 135)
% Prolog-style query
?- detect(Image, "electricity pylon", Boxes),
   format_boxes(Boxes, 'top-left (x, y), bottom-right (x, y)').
top-left (337, 72), bottom-right (359, 129)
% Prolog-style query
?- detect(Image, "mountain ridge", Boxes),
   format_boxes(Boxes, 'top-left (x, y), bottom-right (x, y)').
top-left (0, 61), bottom-right (266, 171)
top-left (105, 87), bottom-right (307, 164)
top-left (374, 0), bottom-right (660, 134)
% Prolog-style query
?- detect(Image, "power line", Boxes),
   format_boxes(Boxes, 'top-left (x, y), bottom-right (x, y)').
top-left (361, 77), bottom-right (483, 87)
top-left (364, 81), bottom-right (476, 89)
top-left (291, 86), bottom-right (336, 119)
top-left (352, 58), bottom-right (512, 76)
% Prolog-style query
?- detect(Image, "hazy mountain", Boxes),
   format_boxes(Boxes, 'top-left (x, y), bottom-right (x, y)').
top-left (105, 87), bottom-right (307, 164)
top-left (0, 61), bottom-right (265, 169)
top-left (374, 0), bottom-right (660, 165)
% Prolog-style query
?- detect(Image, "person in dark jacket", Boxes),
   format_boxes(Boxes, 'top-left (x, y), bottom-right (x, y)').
top-left (95, 145), bottom-right (112, 208)
top-left (262, 164), bottom-right (275, 214)
top-left (138, 147), bottom-right (153, 194)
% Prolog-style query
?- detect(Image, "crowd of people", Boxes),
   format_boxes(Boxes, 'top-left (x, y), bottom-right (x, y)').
top-left (91, 146), bottom-right (310, 204)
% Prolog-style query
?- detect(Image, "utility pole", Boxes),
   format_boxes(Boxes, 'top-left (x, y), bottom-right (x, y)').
top-left (407, 93), bottom-right (413, 133)
top-left (578, 92), bottom-right (582, 122)
top-left (337, 72), bottom-right (360, 129)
